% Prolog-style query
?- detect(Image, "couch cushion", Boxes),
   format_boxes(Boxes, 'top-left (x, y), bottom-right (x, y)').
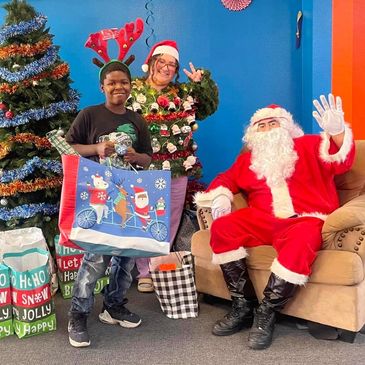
top-left (246, 246), bottom-right (364, 286)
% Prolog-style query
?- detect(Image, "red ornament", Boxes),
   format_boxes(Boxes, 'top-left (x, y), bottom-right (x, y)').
top-left (5, 110), bottom-right (13, 119)
top-left (157, 95), bottom-right (170, 109)
top-left (0, 102), bottom-right (7, 111)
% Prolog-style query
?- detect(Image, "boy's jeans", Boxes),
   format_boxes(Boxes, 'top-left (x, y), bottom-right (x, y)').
top-left (70, 253), bottom-right (135, 315)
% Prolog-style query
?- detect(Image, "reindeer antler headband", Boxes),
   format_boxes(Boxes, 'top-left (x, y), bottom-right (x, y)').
top-left (85, 18), bottom-right (144, 69)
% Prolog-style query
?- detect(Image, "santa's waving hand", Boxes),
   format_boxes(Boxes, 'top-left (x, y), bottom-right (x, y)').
top-left (312, 93), bottom-right (345, 136)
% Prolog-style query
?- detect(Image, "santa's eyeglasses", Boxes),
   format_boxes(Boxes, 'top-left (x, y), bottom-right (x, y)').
top-left (256, 119), bottom-right (280, 131)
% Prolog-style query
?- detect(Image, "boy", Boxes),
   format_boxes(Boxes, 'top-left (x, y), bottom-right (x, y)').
top-left (65, 60), bottom-right (152, 347)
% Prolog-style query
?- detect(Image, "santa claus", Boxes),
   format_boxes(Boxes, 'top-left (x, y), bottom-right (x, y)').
top-left (131, 185), bottom-right (151, 229)
top-left (195, 94), bottom-right (355, 350)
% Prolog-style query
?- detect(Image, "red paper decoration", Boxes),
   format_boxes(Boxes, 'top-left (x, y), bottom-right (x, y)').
top-left (221, 0), bottom-right (252, 11)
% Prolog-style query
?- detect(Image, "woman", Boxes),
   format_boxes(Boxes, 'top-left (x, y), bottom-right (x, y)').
top-left (128, 40), bottom-right (219, 292)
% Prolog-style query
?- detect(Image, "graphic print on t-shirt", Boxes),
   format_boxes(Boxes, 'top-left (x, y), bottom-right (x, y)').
top-left (98, 123), bottom-right (137, 169)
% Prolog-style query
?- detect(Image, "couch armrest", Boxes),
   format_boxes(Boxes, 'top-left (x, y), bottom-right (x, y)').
top-left (196, 207), bottom-right (213, 230)
top-left (196, 192), bottom-right (248, 230)
top-left (322, 194), bottom-right (365, 259)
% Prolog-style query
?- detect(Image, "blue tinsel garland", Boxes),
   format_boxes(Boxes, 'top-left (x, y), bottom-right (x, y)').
top-left (0, 202), bottom-right (59, 221)
top-left (0, 46), bottom-right (58, 83)
top-left (0, 89), bottom-right (79, 128)
top-left (0, 14), bottom-right (47, 45)
top-left (0, 156), bottom-right (62, 183)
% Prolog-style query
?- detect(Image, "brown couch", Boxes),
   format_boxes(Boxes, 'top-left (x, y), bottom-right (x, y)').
top-left (192, 140), bottom-right (365, 334)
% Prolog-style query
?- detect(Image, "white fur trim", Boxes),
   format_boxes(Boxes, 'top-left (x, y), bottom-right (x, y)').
top-left (250, 107), bottom-right (293, 125)
top-left (270, 183), bottom-right (296, 218)
top-left (152, 45), bottom-right (179, 61)
top-left (141, 64), bottom-right (149, 73)
top-left (297, 212), bottom-right (328, 221)
top-left (319, 124), bottom-right (353, 163)
top-left (271, 258), bottom-right (308, 285)
top-left (194, 186), bottom-right (233, 208)
top-left (212, 247), bottom-right (248, 265)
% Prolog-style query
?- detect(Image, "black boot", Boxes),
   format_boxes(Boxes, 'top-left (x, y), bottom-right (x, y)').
top-left (212, 259), bottom-right (257, 336)
top-left (248, 273), bottom-right (297, 350)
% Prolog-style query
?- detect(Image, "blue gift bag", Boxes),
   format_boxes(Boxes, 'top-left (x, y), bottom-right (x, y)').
top-left (59, 155), bottom-right (171, 257)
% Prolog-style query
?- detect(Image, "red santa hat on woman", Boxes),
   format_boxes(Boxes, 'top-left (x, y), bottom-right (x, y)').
top-left (141, 40), bottom-right (179, 72)
top-left (247, 104), bottom-right (304, 139)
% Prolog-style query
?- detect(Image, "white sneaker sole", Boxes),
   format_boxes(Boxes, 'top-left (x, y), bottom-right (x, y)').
top-left (98, 310), bottom-right (142, 328)
top-left (69, 337), bottom-right (91, 348)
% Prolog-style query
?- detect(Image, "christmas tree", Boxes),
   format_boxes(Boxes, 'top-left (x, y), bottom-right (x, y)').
top-left (0, 0), bottom-right (79, 244)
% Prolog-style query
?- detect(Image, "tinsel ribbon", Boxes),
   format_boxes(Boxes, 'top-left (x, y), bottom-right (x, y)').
top-left (0, 134), bottom-right (51, 160)
top-left (0, 202), bottom-right (59, 221)
top-left (0, 89), bottom-right (79, 128)
top-left (0, 14), bottom-right (47, 45)
top-left (0, 46), bottom-right (58, 83)
top-left (0, 38), bottom-right (52, 59)
top-left (9, 133), bottom-right (51, 149)
top-left (152, 150), bottom-right (192, 161)
top-left (0, 63), bottom-right (69, 94)
top-left (0, 156), bottom-right (62, 183)
top-left (0, 176), bottom-right (63, 196)
top-left (145, 111), bottom-right (192, 123)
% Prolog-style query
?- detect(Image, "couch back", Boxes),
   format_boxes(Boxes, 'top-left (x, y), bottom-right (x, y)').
top-left (335, 140), bottom-right (365, 205)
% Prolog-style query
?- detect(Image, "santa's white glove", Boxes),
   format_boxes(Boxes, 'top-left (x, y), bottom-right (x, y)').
top-left (211, 195), bottom-right (231, 220)
top-left (312, 94), bottom-right (345, 136)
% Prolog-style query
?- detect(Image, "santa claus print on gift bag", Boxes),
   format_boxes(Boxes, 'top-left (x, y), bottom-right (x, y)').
top-left (58, 154), bottom-right (171, 258)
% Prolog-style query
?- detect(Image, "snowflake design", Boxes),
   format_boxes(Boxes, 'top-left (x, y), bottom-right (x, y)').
top-left (83, 166), bottom-right (89, 172)
top-left (80, 191), bottom-right (88, 200)
top-left (137, 177), bottom-right (142, 184)
top-left (34, 293), bottom-right (43, 303)
top-left (155, 178), bottom-right (166, 190)
top-left (105, 170), bottom-right (112, 178)
top-left (98, 192), bottom-right (107, 200)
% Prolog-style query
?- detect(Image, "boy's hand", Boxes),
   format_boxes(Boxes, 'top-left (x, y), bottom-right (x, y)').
top-left (97, 141), bottom-right (115, 158)
top-left (123, 147), bottom-right (138, 164)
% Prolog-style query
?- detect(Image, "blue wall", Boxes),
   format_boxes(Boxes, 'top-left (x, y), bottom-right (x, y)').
top-left (301, 0), bottom-right (332, 133)
top-left (0, 0), bottom-right (331, 184)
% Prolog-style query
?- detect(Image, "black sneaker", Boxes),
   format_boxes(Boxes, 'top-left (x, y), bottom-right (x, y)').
top-left (99, 305), bottom-right (142, 328)
top-left (68, 313), bottom-right (90, 348)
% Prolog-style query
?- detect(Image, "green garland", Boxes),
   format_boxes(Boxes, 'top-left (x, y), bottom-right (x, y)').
top-left (185, 69), bottom-right (219, 120)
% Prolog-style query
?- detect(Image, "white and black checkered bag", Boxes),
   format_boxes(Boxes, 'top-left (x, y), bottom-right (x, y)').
top-left (150, 252), bottom-right (198, 319)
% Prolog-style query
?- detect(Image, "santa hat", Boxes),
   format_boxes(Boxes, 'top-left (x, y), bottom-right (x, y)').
top-left (248, 104), bottom-right (304, 138)
top-left (131, 185), bottom-right (146, 195)
top-left (141, 40), bottom-right (179, 73)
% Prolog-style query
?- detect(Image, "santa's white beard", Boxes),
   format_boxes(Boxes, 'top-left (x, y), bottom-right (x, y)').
top-left (245, 127), bottom-right (298, 187)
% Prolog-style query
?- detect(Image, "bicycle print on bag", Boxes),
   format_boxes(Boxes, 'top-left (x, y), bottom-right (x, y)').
top-left (59, 155), bottom-right (171, 257)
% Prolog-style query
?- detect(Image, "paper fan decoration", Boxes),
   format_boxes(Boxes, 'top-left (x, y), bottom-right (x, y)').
top-left (221, 0), bottom-right (252, 11)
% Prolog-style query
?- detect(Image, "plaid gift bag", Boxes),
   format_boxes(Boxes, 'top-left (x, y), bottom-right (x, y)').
top-left (150, 251), bottom-right (198, 319)
top-left (46, 129), bottom-right (80, 156)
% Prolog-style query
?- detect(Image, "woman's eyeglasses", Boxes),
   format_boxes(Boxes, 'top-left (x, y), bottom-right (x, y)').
top-left (156, 58), bottom-right (177, 70)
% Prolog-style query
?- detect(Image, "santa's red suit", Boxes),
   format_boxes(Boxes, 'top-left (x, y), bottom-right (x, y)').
top-left (134, 205), bottom-right (151, 226)
top-left (195, 129), bottom-right (355, 285)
